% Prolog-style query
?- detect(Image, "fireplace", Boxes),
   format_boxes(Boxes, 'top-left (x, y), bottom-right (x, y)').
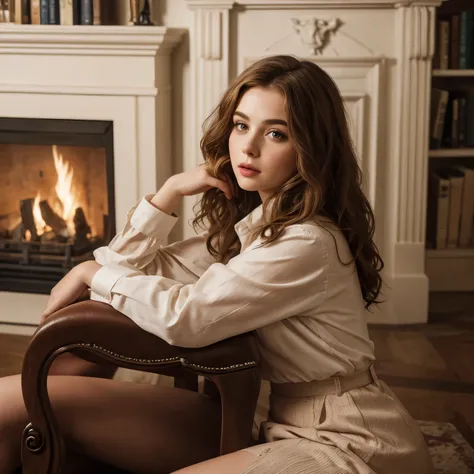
top-left (0, 118), bottom-right (115, 294)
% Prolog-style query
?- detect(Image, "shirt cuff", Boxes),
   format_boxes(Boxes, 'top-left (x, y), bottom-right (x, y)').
top-left (91, 262), bottom-right (138, 302)
top-left (130, 194), bottom-right (179, 238)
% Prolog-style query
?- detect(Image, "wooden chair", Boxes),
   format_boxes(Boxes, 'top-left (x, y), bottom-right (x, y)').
top-left (20, 300), bottom-right (261, 474)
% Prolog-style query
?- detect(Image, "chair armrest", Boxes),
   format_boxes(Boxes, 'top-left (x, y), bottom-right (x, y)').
top-left (21, 301), bottom-right (261, 473)
top-left (30, 300), bottom-right (259, 375)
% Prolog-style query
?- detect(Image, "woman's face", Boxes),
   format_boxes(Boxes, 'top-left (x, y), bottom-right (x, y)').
top-left (229, 86), bottom-right (298, 203)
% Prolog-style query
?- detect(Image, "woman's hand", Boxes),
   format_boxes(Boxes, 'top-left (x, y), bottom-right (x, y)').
top-left (172, 165), bottom-right (234, 199)
top-left (41, 261), bottom-right (102, 322)
top-left (150, 165), bottom-right (235, 215)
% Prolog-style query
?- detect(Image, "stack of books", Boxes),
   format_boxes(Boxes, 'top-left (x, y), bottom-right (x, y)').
top-left (426, 166), bottom-right (474, 249)
top-left (0, 0), bottom-right (116, 25)
top-left (433, 11), bottom-right (474, 70)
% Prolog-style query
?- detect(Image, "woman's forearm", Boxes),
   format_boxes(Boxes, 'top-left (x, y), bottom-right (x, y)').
top-left (149, 177), bottom-right (182, 215)
top-left (80, 260), bottom-right (103, 287)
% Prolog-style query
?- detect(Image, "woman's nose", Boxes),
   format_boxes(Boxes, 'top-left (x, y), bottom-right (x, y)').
top-left (242, 137), bottom-right (260, 157)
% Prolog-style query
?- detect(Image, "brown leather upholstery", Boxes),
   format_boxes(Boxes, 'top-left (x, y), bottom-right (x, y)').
top-left (20, 300), bottom-right (261, 474)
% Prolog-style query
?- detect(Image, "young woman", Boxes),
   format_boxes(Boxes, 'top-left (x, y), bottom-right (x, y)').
top-left (0, 55), bottom-right (433, 474)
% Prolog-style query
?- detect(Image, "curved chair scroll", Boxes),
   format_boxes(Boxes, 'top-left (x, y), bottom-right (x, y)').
top-left (20, 300), bottom-right (261, 474)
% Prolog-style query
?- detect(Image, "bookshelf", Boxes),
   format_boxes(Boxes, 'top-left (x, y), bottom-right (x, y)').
top-left (429, 148), bottom-right (474, 158)
top-left (432, 69), bottom-right (474, 77)
top-left (426, 0), bottom-right (474, 291)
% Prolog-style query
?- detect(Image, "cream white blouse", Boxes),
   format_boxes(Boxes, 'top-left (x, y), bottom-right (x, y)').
top-left (90, 195), bottom-right (375, 383)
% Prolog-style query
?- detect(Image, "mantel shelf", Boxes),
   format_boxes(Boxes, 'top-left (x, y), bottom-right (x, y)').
top-left (0, 24), bottom-right (185, 56)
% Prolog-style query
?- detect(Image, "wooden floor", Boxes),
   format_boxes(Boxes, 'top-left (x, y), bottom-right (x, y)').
top-left (1, 292), bottom-right (474, 446)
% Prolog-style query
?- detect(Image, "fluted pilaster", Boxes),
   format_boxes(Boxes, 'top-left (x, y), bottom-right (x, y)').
top-left (187, 1), bottom-right (233, 165)
top-left (394, 4), bottom-right (436, 244)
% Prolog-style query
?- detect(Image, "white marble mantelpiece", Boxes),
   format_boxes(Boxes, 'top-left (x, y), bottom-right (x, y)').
top-left (186, 0), bottom-right (443, 324)
top-left (0, 25), bottom-right (183, 330)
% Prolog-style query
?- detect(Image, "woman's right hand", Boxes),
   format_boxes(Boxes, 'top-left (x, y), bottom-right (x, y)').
top-left (171, 165), bottom-right (234, 200)
top-left (150, 164), bottom-right (234, 215)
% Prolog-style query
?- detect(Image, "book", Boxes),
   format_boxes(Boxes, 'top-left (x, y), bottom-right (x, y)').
top-left (79, 0), bottom-right (92, 25)
top-left (450, 14), bottom-right (460, 69)
top-left (39, 0), bottom-right (48, 24)
top-left (14, 0), bottom-right (30, 23)
top-left (60, 0), bottom-right (79, 25)
top-left (427, 170), bottom-right (451, 249)
top-left (457, 165), bottom-right (474, 248)
top-left (466, 90), bottom-right (474, 147)
top-left (446, 169), bottom-right (465, 248)
top-left (30, 0), bottom-right (40, 24)
top-left (439, 20), bottom-right (450, 69)
top-left (429, 89), bottom-right (449, 149)
top-left (459, 11), bottom-right (473, 69)
top-left (49, 0), bottom-right (59, 24)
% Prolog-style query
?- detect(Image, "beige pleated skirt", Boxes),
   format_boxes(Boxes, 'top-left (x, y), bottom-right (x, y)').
top-left (242, 368), bottom-right (434, 474)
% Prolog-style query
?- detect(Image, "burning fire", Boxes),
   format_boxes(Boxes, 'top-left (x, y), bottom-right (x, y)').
top-left (33, 145), bottom-right (80, 238)
top-left (52, 145), bottom-right (78, 235)
top-left (33, 193), bottom-right (47, 234)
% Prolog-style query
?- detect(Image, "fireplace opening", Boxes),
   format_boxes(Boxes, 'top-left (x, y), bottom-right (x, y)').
top-left (0, 118), bottom-right (115, 294)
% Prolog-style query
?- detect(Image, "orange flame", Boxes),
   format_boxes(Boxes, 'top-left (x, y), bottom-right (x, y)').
top-left (33, 192), bottom-right (47, 236)
top-left (52, 145), bottom-right (78, 236)
top-left (30, 145), bottom-right (94, 239)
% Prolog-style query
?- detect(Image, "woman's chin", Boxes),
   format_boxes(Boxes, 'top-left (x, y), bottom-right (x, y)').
top-left (235, 178), bottom-right (260, 192)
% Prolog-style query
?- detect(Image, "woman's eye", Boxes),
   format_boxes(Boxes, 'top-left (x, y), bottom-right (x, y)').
top-left (234, 122), bottom-right (247, 131)
top-left (269, 130), bottom-right (285, 140)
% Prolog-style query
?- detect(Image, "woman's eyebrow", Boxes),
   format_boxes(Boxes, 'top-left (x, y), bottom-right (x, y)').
top-left (234, 111), bottom-right (288, 127)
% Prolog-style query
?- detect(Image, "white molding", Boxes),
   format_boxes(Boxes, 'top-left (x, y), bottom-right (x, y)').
top-left (0, 24), bottom-right (184, 55)
top-left (313, 58), bottom-right (384, 208)
top-left (393, 5), bottom-right (436, 247)
top-left (189, 4), bottom-right (233, 166)
top-left (0, 85), bottom-right (159, 96)
top-left (187, 0), bottom-right (443, 9)
top-left (187, 0), bottom-right (234, 9)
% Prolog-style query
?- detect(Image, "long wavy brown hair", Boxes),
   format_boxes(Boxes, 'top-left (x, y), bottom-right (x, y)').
top-left (193, 55), bottom-right (384, 308)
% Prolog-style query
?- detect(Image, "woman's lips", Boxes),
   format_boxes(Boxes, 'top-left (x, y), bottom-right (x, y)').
top-left (239, 165), bottom-right (260, 177)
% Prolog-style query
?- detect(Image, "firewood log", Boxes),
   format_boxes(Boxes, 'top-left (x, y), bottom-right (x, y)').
top-left (74, 207), bottom-right (91, 248)
top-left (20, 199), bottom-right (38, 241)
top-left (39, 200), bottom-right (68, 235)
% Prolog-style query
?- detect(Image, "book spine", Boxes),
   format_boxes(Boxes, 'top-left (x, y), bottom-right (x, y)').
top-left (451, 98), bottom-right (459, 148)
top-left (450, 14), bottom-right (460, 69)
top-left (48, 0), bottom-right (59, 23)
top-left (458, 168), bottom-right (474, 248)
top-left (14, 0), bottom-right (22, 23)
top-left (458, 96), bottom-right (467, 147)
top-left (432, 90), bottom-right (449, 149)
top-left (30, 0), bottom-right (40, 23)
top-left (446, 174), bottom-right (464, 248)
top-left (466, 91), bottom-right (474, 147)
top-left (435, 175), bottom-right (450, 250)
top-left (39, 0), bottom-right (49, 24)
top-left (21, 0), bottom-right (30, 23)
top-left (92, 0), bottom-right (100, 25)
top-left (79, 0), bottom-right (92, 24)
top-left (439, 20), bottom-right (450, 70)
top-left (459, 12), bottom-right (473, 69)
top-left (59, 0), bottom-right (71, 25)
